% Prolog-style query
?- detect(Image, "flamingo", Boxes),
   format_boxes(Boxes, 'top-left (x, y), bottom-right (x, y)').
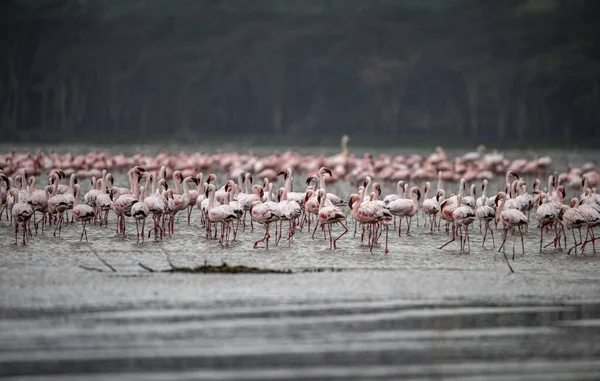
top-left (578, 200), bottom-right (600, 255)
top-left (205, 183), bottom-right (238, 246)
top-left (439, 194), bottom-right (476, 252)
top-left (350, 187), bottom-right (392, 254)
top-left (26, 182), bottom-right (52, 235)
top-left (144, 173), bottom-right (166, 240)
top-left (47, 175), bottom-right (70, 237)
top-left (386, 186), bottom-right (420, 236)
top-left (316, 188), bottom-right (348, 249)
top-left (95, 180), bottom-right (112, 227)
top-left (250, 185), bottom-right (278, 249)
top-left (496, 192), bottom-right (528, 258)
top-left (276, 187), bottom-right (302, 245)
top-left (72, 183), bottom-right (95, 242)
top-left (562, 198), bottom-right (587, 255)
top-left (8, 187), bottom-right (33, 245)
top-left (515, 180), bottom-right (534, 221)
top-left (278, 168), bottom-right (305, 205)
top-left (421, 182), bottom-right (440, 232)
top-left (131, 183), bottom-right (150, 243)
top-left (186, 173), bottom-right (203, 224)
top-left (475, 192), bottom-right (496, 248)
top-left (383, 180), bottom-right (405, 205)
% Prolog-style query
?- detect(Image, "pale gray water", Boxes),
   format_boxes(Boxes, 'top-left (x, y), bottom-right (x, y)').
top-left (1, 146), bottom-right (600, 380)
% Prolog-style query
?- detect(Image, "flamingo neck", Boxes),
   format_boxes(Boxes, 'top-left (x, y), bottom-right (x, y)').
top-left (174, 176), bottom-right (181, 194)
top-left (237, 174), bottom-right (244, 193)
top-left (286, 170), bottom-right (293, 193)
top-left (208, 189), bottom-right (215, 210)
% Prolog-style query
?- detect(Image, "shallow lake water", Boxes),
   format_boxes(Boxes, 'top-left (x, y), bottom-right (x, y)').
top-left (1, 145), bottom-right (600, 380)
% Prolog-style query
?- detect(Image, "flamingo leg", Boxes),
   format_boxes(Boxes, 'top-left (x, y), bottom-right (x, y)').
top-left (439, 224), bottom-right (456, 250)
top-left (398, 218), bottom-right (402, 237)
top-left (384, 224), bottom-right (389, 254)
top-left (333, 221), bottom-right (348, 249)
top-left (498, 227), bottom-right (509, 253)
top-left (568, 229), bottom-right (580, 256)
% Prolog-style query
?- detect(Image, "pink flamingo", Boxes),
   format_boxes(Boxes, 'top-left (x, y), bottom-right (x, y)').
top-left (387, 186), bottom-right (420, 236)
top-left (316, 188), bottom-right (348, 249)
top-left (8, 187), bottom-right (33, 245)
top-left (250, 185), bottom-right (278, 249)
top-left (496, 192), bottom-right (528, 259)
top-left (72, 184), bottom-right (95, 242)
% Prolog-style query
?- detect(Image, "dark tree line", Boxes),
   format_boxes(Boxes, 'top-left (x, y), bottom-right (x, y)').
top-left (1, 0), bottom-right (599, 146)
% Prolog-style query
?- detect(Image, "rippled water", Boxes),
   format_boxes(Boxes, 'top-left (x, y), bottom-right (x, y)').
top-left (2, 146), bottom-right (600, 380)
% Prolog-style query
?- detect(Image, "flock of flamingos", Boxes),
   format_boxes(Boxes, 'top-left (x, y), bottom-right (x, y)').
top-left (1, 140), bottom-right (599, 259)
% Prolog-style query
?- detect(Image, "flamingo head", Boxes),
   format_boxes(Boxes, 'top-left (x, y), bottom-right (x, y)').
top-left (424, 182), bottom-right (430, 193)
top-left (204, 184), bottom-right (215, 198)
top-left (581, 175), bottom-right (586, 188)
top-left (245, 172), bottom-right (253, 184)
top-left (225, 179), bottom-right (235, 193)
top-left (495, 192), bottom-right (507, 206)
top-left (109, 187), bottom-right (118, 200)
top-left (252, 184), bottom-right (264, 198)
top-left (158, 179), bottom-right (168, 191)
top-left (436, 189), bottom-right (445, 202)
top-left (173, 171), bottom-right (184, 184)
top-left (373, 183), bottom-right (382, 196)
top-left (206, 173), bottom-right (217, 184)
top-left (412, 187), bottom-right (421, 201)
top-left (190, 176), bottom-right (199, 186)
top-left (569, 198), bottom-right (579, 208)
top-left (321, 167), bottom-right (333, 177)
top-left (277, 187), bottom-right (285, 202)
top-left (507, 170), bottom-right (519, 179)
top-left (348, 194), bottom-right (358, 210)
top-left (305, 175), bottom-right (317, 186)
top-left (0, 174), bottom-right (8, 186)
top-left (277, 168), bottom-right (289, 180)
top-left (556, 186), bottom-right (566, 200)
top-left (304, 189), bottom-right (314, 204)
top-left (363, 176), bottom-right (371, 189)
top-left (105, 173), bottom-right (114, 187)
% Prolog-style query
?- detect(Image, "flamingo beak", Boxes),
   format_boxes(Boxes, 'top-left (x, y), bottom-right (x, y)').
top-left (306, 177), bottom-right (313, 185)
top-left (417, 190), bottom-right (421, 201)
top-left (260, 190), bottom-right (264, 198)
top-left (324, 168), bottom-right (333, 177)
top-left (192, 178), bottom-right (199, 185)
top-left (248, 175), bottom-right (253, 184)
top-left (513, 172), bottom-right (520, 179)
top-left (205, 189), bottom-right (209, 198)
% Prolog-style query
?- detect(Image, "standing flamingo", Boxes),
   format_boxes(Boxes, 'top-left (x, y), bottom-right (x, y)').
top-left (250, 185), bottom-right (279, 249)
top-left (316, 188), bottom-right (348, 249)
top-left (276, 187), bottom-right (302, 245)
top-left (496, 192), bottom-right (528, 259)
top-left (72, 184), bottom-right (95, 242)
top-left (387, 186), bottom-right (420, 236)
top-left (422, 182), bottom-right (440, 232)
top-left (8, 187), bottom-right (33, 245)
